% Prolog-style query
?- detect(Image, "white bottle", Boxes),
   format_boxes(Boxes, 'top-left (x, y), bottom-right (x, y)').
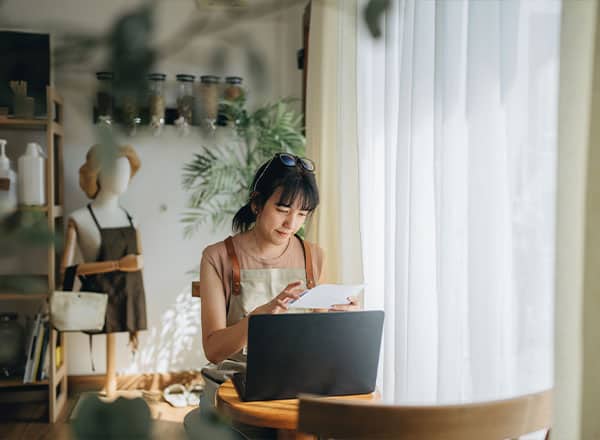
top-left (18, 142), bottom-right (46, 206)
top-left (0, 139), bottom-right (18, 217)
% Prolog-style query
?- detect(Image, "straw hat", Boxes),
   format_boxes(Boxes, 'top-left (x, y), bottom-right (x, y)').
top-left (79, 144), bottom-right (141, 199)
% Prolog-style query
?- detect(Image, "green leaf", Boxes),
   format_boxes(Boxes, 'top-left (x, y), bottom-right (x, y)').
top-left (182, 97), bottom-right (306, 235)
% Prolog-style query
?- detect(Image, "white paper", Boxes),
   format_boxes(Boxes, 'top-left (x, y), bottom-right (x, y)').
top-left (288, 284), bottom-right (363, 309)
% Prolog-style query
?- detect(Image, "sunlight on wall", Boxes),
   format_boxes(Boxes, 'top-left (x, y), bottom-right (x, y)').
top-left (124, 282), bottom-right (206, 374)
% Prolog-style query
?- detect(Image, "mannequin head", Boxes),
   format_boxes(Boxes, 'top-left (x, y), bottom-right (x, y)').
top-left (79, 144), bottom-right (140, 199)
top-left (98, 156), bottom-right (131, 197)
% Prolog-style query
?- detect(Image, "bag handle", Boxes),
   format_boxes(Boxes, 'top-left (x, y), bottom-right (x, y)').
top-left (62, 265), bottom-right (78, 291)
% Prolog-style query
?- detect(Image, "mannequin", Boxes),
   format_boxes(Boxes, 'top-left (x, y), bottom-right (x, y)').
top-left (61, 145), bottom-right (147, 397)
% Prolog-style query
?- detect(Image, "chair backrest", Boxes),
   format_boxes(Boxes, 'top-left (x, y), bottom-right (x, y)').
top-left (297, 389), bottom-right (552, 440)
top-left (191, 281), bottom-right (201, 297)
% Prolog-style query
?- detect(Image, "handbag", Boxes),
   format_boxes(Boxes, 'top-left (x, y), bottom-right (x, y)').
top-left (49, 265), bottom-right (108, 332)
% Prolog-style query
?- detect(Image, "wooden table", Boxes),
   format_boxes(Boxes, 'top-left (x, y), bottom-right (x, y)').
top-left (216, 380), bottom-right (379, 440)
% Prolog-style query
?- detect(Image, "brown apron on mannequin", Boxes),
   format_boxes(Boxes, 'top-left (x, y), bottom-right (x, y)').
top-left (79, 204), bottom-right (147, 340)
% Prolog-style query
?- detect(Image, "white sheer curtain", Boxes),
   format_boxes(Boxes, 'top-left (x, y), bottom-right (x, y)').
top-left (357, 0), bottom-right (560, 403)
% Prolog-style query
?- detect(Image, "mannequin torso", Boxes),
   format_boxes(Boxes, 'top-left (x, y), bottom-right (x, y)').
top-left (68, 157), bottom-right (138, 262)
top-left (61, 154), bottom-right (146, 397)
top-left (69, 201), bottom-right (138, 262)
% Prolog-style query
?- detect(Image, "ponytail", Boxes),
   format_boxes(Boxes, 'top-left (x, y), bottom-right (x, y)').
top-left (232, 203), bottom-right (256, 232)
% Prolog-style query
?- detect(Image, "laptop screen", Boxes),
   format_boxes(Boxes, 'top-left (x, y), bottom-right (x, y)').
top-left (244, 311), bottom-right (384, 401)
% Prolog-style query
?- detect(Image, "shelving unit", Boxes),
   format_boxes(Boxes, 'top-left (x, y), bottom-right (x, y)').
top-left (0, 86), bottom-right (67, 423)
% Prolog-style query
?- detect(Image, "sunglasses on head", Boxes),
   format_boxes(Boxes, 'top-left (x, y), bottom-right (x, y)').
top-left (252, 153), bottom-right (316, 191)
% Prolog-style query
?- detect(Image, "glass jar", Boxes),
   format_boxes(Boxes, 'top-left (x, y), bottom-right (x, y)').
top-left (199, 75), bottom-right (220, 123)
top-left (176, 74), bottom-right (195, 125)
top-left (224, 76), bottom-right (244, 101)
top-left (96, 72), bottom-right (114, 124)
top-left (0, 313), bottom-right (24, 377)
top-left (121, 93), bottom-right (141, 133)
top-left (147, 73), bottom-right (166, 131)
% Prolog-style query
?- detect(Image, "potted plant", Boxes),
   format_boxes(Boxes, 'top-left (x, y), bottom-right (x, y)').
top-left (181, 96), bottom-right (305, 236)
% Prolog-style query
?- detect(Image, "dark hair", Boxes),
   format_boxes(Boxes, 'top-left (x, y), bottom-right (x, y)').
top-left (232, 154), bottom-right (320, 232)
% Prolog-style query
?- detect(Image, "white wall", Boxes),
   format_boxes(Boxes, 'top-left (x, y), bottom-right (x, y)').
top-left (1, 0), bottom-right (305, 375)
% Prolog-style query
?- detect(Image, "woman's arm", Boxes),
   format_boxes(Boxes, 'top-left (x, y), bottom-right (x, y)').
top-left (200, 257), bottom-right (249, 364)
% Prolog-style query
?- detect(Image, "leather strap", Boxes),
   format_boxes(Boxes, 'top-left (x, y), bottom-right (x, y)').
top-left (225, 235), bottom-right (316, 298)
top-left (299, 236), bottom-right (316, 289)
top-left (225, 236), bottom-right (241, 296)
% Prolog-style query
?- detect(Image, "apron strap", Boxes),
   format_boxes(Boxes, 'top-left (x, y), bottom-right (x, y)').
top-left (86, 204), bottom-right (102, 232)
top-left (121, 207), bottom-right (135, 228)
top-left (63, 265), bottom-right (78, 290)
top-left (224, 236), bottom-right (241, 296)
top-left (297, 236), bottom-right (316, 288)
top-left (224, 235), bottom-right (316, 295)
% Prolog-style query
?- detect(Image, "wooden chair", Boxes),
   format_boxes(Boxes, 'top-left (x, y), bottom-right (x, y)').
top-left (192, 281), bottom-right (201, 297)
top-left (297, 389), bottom-right (552, 440)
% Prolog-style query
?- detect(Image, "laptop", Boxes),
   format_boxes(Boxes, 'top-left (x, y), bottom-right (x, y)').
top-left (232, 310), bottom-right (384, 401)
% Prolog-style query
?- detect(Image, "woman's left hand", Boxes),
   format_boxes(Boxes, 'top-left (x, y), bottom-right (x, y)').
top-left (329, 296), bottom-right (360, 312)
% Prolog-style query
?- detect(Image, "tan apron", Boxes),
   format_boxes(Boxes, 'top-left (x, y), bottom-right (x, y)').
top-left (201, 235), bottom-right (315, 405)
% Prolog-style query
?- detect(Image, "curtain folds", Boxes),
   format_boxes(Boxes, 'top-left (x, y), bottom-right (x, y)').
top-left (356, 0), bottom-right (559, 403)
top-left (306, 0), bottom-right (559, 406)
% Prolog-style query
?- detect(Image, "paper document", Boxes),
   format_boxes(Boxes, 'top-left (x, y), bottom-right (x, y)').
top-left (288, 284), bottom-right (363, 309)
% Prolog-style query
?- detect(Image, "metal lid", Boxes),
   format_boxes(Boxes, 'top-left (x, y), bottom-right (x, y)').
top-left (225, 76), bottom-right (242, 84)
top-left (96, 72), bottom-right (114, 80)
top-left (200, 75), bottom-right (220, 84)
top-left (148, 73), bottom-right (167, 81)
top-left (176, 74), bottom-right (196, 82)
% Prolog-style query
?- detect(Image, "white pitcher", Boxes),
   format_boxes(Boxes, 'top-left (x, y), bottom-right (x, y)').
top-left (18, 142), bottom-right (45, 206)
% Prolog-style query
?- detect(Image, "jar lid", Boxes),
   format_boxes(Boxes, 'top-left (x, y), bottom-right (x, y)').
top-left (176, 74), bottom-right (196, 82)
top-left (200, 75), bottom-right (220, 84)
top-left (225, 76), bottom-right (242, 84)
top-left (96, 72), bottom-right (114, 80)
top-left (148, 73), bottom-right (166, 81)
top-left (0, 313), bottom-right (17, 321)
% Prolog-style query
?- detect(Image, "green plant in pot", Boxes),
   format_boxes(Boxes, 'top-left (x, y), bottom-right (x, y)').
top-left (182, 96), bottom-right (305, 236)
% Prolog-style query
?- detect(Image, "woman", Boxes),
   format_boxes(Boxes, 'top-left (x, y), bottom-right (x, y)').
top-left (193, 153), bottom-right (357, 438)
top-left (199, 153), bottom-right (356, 372)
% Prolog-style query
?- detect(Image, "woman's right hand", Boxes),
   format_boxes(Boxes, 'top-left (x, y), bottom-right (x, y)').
top-left (250, 281), bottom-right (305, 315)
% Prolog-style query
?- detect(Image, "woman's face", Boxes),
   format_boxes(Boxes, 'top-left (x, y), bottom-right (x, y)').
top-left (254, 187), bottom-right (310, 245)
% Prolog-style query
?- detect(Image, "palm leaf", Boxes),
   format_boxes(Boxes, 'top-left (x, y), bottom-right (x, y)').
top-left (182, 97), bottom-right (306, 235)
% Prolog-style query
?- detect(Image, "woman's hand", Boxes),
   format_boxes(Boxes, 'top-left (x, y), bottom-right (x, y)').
top-left (329, 296), bottom-right (360, 312)
top-left (251, 281), bottom-right (305, 315)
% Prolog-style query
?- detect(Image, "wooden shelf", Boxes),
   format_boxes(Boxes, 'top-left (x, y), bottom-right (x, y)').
top-left (0, 117), bottom-right (48, 130)
top-left (0, 275), bottom-right (49, 297)
top-left (0, 378), bottom-right (49, 389)
top-left (18, 204), bottom-right (63, 218)
top-left (0, 86), bottom-right (67, 423)
top-left (55, 364), bottom-right (66, 384)
top-left (0, 293), bottom-right (48, 300)
top-left (18, 205), bottom-right (48, 212)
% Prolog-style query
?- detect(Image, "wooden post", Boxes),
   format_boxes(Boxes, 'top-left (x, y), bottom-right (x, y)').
top-left (105, 333), bottom-right (117, 397)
